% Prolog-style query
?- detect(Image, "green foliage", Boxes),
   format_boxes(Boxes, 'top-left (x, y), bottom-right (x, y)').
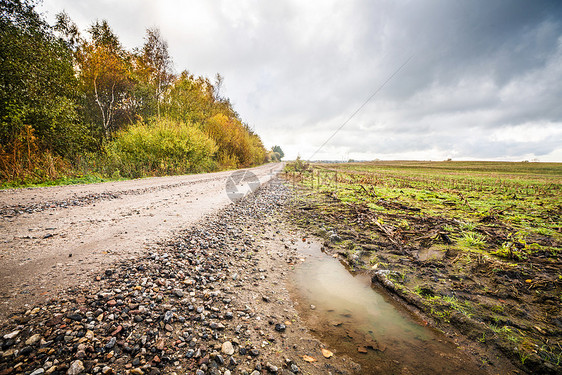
top-left (272, 145), bottom-right (285, 160)
top-left (0, 0), bottom-right (85, 156)
top-left (459, 232), bottom-right (487, 249)
top-left (104, 119), bottom-right (218, 178)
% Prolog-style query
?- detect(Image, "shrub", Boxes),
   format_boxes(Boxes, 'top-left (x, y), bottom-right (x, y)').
top-left (105, 118), bottom-right (217, 178)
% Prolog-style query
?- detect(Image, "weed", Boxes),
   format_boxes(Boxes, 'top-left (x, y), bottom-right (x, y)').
top-left (491, 305), bottom-right (504, 314)
top-left (507, 335), bottom-right (519, 343)
top-left (459, 221), bottom-right (477, 231)
top-left (460, 232), bottom-right (487, 249)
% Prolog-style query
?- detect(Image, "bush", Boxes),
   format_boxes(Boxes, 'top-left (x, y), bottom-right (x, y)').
top-left (105, 119), bottom-right (217, 178)
top-left (0, 125), bottom-right (73, 186)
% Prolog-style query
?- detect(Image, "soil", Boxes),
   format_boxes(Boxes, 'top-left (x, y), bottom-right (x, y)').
top-left (286, 187), bottom-right (561, 375)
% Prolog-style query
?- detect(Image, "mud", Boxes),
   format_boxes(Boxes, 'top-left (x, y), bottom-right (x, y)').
top-left (286, 188), bottom-right (561, 374)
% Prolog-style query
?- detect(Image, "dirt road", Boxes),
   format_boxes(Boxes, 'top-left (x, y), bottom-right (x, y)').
top-left (0, 163), bottom-right (283, 320)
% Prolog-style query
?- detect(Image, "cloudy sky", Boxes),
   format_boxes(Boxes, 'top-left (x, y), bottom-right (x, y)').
top-left (39, 0), bottom-right (562, 161)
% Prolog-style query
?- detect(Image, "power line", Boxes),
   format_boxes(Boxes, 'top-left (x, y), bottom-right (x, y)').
top-left (308, 54), bottom-right (414, 161)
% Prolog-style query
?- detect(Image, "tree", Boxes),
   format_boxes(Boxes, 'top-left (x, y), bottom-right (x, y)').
top-left (162, 71), bottom-right (215, 125)
top-left (77, 20), bottom-right (132, 142)
top-left (54, 11), bottom-right (81, 52)
top-left (272, 145), bottom-right (285, 160)
top-left (137, 28), bottom-right (173, 118)
top-left (0, 0), bottom-right (84, 157)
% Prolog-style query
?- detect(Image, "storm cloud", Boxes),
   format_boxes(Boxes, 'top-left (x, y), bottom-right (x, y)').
top-left (40, 0), bottom-right (562, 161)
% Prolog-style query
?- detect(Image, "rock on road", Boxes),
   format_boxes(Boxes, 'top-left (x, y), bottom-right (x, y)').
top-left (0, 163), bottom-right (284, 320)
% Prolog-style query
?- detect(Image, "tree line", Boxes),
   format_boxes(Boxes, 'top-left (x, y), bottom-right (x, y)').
top-left (0, 0), bottom-right (282, 186)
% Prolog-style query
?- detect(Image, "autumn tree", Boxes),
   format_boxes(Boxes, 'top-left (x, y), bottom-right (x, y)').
top-left (77, 20), bottom-right (133, 143)
top-left (136, 28), bottom-right (174, 118)
top-left (162, 72), bottom-right (216, 125)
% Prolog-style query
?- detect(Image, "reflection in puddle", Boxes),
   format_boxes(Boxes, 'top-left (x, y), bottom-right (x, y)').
top-left (290, 241), bottom-right (486, 374)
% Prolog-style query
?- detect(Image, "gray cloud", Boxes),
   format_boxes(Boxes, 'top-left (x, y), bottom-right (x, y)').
top-left (39, 0), bottom-right (562, 161)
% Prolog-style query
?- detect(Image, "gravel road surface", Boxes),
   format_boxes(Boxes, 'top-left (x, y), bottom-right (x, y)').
top-left (0, 164), bottom-right (283, 320)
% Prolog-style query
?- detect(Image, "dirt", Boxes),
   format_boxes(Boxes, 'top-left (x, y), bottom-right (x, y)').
top-left (286, 187), bottom-right (562, 375)
top-left (0, 164), bottom-right (282, 321)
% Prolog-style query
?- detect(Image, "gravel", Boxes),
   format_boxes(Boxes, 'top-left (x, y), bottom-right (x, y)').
top-left (0, 181), bottom-right (306, 375)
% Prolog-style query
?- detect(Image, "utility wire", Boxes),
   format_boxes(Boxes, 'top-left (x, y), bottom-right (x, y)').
top-left (308, 54), bottom-right (414, 161)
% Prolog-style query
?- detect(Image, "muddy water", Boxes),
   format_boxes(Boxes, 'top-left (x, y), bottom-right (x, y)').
top-left (290, 241), bottom-right (487, 374)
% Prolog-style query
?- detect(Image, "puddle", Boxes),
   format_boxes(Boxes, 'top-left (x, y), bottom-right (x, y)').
top-left (289, 240), bottom-right (486, 374)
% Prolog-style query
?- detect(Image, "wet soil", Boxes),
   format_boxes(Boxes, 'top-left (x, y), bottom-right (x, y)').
top-left (288, 239), bottom-right (489, 374)
top-left (285, 188), bottom-right (561, 374)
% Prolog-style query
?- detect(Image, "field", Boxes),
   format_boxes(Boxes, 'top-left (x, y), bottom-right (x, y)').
top-left (284, 160), bottom-right (561, 374)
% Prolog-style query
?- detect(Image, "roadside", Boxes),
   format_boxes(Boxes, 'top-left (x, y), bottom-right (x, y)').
top-left (0, 164), bottom-right (282, 321)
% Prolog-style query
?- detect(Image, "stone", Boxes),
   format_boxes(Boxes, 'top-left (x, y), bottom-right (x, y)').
top-left (221, 341), bottom-right (234, 355)
top-left (163, 311), bottom-right (174, 323)
top-left (29, 369), bottom-right (45, 375)
top-left (274, 323), bottom-right (286, 332)
top-left (105, 337), bottom-right (116, 349)
top-left (266, 363), bottom-right (278, 373)
top-left (155, 338), bottom-right (165, 350)
top-left (68, 313), bottom-right (83, 321)
top-left (67, 360), bottom-right (85, 375)
top-left (3, 331), bottom-right (19, 340)
top-left (20, 346), bottom-right (34, 355)
top-left (214, 354), bottom-right (224, 365)
top-left (130, 368), bottom-right (144, 375)
top-left (25, 334), bottom-right (41, 345)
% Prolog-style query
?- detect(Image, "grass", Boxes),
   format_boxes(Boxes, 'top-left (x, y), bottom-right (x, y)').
top-left (287, 160), bottom-right (561, 251)
top-left (0, 174), bottom-right (113, 189)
